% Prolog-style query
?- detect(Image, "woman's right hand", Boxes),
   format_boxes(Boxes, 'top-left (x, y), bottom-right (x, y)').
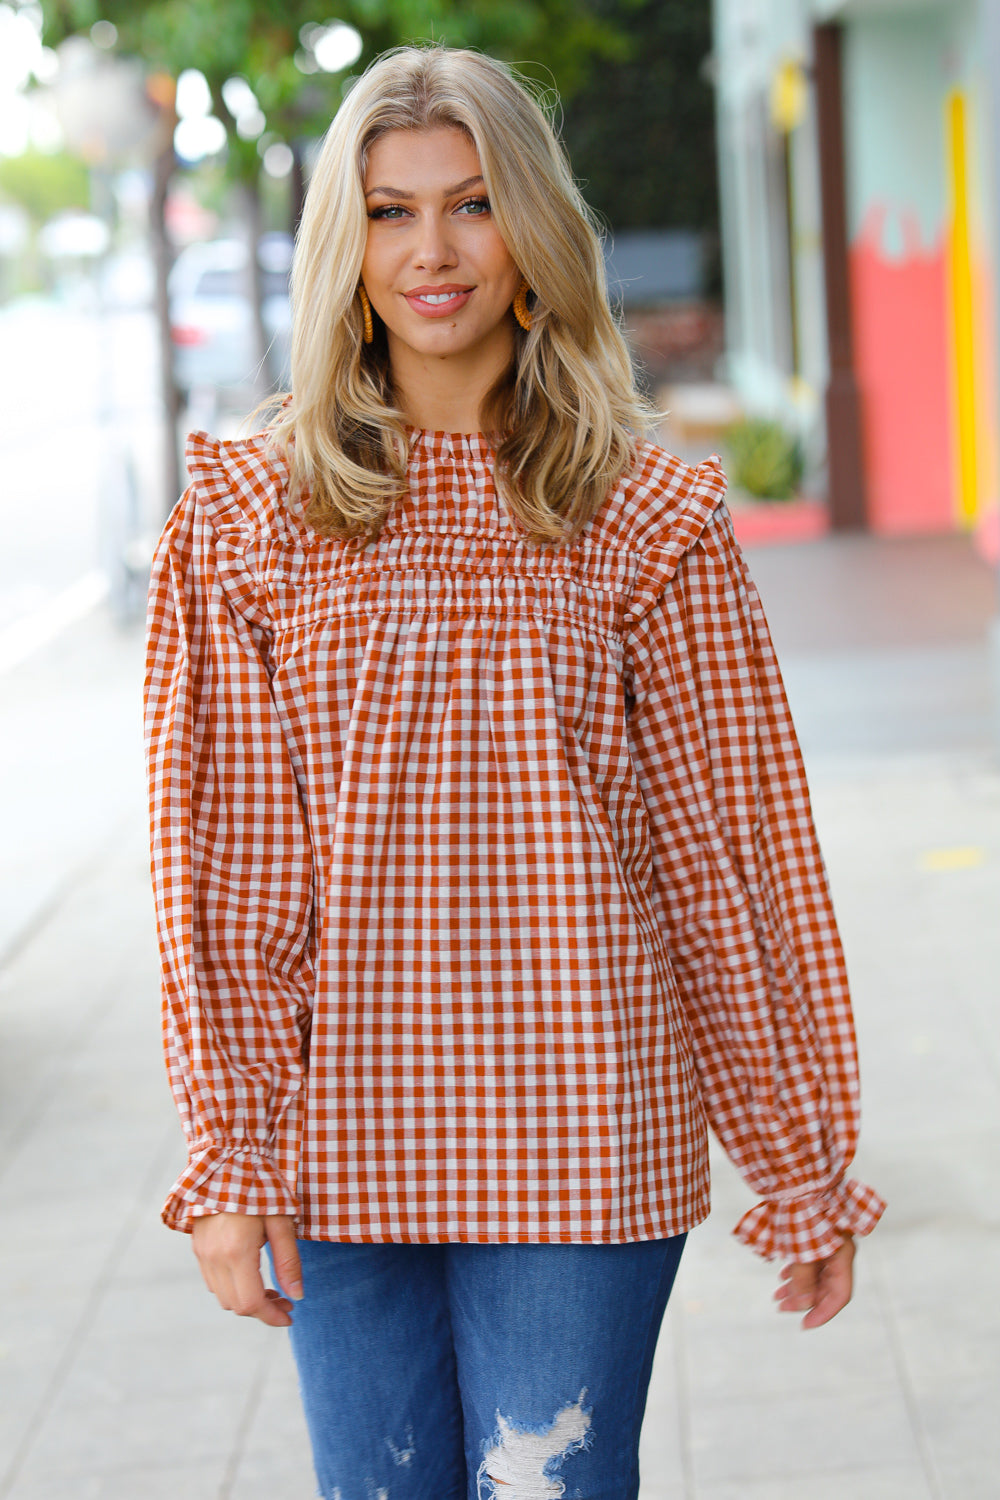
top-left (191, 1212), bottom-right (303, 1326)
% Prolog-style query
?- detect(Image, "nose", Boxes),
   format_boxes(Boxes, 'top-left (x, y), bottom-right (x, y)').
top-left (413, 211), bottom-right (458, 272)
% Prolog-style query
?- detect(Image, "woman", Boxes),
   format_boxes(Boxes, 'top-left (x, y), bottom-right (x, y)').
top-left (145, 45), bottom-right (884, 1500)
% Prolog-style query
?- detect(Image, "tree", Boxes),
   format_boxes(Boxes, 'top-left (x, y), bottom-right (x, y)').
top-left (560, 0), bottom-right (718, 237)
top-left (0, 148), bottom-right (90, 227)
top-left (41, 0), bottom-right (634, 142)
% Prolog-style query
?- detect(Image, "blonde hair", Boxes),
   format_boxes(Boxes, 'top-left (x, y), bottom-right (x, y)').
top-left (268, 45), bottom-right (655, 542)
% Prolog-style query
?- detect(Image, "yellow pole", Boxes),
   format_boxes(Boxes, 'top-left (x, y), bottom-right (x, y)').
top-left (947, 89), bottom-right (979, 526)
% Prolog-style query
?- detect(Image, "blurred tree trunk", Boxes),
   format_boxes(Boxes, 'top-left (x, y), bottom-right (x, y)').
top-left (240, 178), bottom-right (272, 400)
top-left (150, 133), bottom-right (182, 516)
top-left (291, 139), bottom-right (306, 238)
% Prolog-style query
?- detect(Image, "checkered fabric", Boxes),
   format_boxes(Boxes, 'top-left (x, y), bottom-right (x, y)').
top-left (144, 429), bottom-right (885, 1262)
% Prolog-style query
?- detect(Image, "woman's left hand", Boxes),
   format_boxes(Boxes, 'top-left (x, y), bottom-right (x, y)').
top-left (774, 1235), bottom-right (855, 1328)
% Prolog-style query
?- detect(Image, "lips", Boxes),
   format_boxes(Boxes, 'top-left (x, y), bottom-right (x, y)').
top-left (404, 285), bottom-right (474, 317)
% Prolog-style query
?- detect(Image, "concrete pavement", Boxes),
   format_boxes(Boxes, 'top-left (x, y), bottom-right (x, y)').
top-left (1, 527), bottom-right (998, 1499)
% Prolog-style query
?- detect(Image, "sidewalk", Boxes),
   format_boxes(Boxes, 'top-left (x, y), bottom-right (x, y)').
top-left (1, 530), bottom-right (998, 1500)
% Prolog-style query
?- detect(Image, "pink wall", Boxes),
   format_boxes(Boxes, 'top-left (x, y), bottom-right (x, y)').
top-left (849, 205), bottom-right (954, 532)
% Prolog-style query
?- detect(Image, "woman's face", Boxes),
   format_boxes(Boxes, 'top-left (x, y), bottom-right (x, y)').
top-left (360, 126), bottom-right (522, 377)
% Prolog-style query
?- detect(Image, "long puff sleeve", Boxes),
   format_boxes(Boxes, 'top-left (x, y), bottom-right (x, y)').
top-left (144, 481), bottom-right (315, 1232)
top-left (624, 481), bottom-right (885, 1262)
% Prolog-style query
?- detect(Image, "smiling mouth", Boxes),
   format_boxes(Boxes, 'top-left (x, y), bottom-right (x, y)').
top-left (404, 287), bottom-right (474, 317)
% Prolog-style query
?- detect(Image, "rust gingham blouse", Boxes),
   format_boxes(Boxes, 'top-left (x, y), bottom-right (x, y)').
top-left (145, 428), bottom-right (884, 1261)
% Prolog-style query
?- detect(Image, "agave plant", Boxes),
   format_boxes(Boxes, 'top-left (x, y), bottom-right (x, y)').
top-left (724, 418), bottom-right (804, 501)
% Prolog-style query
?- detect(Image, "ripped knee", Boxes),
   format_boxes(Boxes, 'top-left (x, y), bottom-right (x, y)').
top-left (476, 1392), bottom-right (592, 1500)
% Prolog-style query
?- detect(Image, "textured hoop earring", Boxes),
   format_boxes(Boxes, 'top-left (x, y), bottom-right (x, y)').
top-left (358, 283), bottom-right (374, 344)
top-left (513, 278), bottom-right (533, 332)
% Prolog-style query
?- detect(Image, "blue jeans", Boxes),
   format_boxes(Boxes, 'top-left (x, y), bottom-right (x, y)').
top-left (280, 1237), bottom-right (686, 1500)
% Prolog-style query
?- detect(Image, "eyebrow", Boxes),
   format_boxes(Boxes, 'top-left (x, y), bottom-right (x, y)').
top-left (364, 175), bottom-right (485, 200)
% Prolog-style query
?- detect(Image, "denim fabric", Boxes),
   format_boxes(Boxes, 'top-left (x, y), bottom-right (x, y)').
top-left (278, 1236), bottom-right (686, 1500)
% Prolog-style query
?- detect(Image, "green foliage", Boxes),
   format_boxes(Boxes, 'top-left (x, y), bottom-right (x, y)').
top-left (559, 0), bottom-right (718, 235)
top-left (336, 0), bottom-right (633, 97)
top-left (724, 418), bottom-right (804, 502)
top-left (0, 149), bottom-right (91, 225)
top-left (39, 0), bottom-right (632, 185)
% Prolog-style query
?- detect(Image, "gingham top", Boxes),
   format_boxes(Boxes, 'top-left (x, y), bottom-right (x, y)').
top-left (145, 428), bottom-right (885, 1261)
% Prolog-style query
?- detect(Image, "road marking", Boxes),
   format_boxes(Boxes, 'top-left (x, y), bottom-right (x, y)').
top-left (918, 845), bottom-right (987, 872)
top-left (0, 571), bottom-right (109, 677)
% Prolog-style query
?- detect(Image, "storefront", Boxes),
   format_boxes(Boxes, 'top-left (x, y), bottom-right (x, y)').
top-left (713, 0), bottom-right (1000, 547)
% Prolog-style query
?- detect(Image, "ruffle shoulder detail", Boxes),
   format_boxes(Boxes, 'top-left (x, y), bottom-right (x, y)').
top-left (184, 428), bottom-right (300, 541)
top-left (613, 446), bottom-right (729, 628)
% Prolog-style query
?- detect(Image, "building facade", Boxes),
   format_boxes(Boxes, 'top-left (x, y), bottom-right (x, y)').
top-left (713, 0), bottom-right (1000, 541)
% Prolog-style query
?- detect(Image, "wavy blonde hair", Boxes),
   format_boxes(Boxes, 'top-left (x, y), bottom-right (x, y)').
top-left (268, 45), bottom-right (655, 542)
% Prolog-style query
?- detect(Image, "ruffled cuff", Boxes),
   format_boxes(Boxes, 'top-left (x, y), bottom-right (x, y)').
top-left (734, 1176), bottom-right (886, 1263)
top-left (162, 1142), bottom-right (299, 1233)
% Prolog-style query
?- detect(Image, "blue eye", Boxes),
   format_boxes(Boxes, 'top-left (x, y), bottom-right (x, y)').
top-left (368, 204), bottom-right (409, 220)
top-left (457, 197), bottom-right (491, 216)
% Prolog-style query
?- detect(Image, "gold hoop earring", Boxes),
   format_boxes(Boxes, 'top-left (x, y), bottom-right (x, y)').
top-left (513, 278), bottom-right (533, 332)
top-left (358, 283), bottom-right (374, 344)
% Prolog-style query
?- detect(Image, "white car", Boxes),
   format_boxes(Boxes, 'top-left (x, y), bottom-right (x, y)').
top-left (168, 234), bottom-right (292, 405)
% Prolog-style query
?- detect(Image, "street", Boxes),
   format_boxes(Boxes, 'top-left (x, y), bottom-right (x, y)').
top-left (0, 297), bottom-right (164, 633)
top-left (1, 296), bottom-right (164, 959)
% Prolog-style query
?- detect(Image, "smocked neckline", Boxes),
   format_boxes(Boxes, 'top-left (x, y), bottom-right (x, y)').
top-left (407, 428), bottom-right (495, 462)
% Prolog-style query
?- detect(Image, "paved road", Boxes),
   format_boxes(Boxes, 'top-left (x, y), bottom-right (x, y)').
top-left (0, 448), bottom-right (998, 1495)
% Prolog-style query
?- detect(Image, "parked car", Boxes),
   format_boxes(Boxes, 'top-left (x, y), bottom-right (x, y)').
top-left (168, 233), bottom-right (292, 405)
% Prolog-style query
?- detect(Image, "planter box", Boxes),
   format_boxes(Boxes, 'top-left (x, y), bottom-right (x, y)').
top-left (728, 495), bottom-right (830, 548)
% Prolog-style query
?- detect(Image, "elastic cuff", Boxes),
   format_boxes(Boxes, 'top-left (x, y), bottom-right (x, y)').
top-left (162, 1141), bottom-right (299, 1233)
top-left (734, 1176), bottom-right (886, 1263)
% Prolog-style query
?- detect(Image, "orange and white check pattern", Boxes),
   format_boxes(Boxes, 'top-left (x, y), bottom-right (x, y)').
top-left (145, 429), bottom-right (884, 1261)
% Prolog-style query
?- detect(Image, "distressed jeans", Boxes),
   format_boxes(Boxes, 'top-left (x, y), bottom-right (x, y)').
top-left (281, 1236), bottom-right (686, 1500)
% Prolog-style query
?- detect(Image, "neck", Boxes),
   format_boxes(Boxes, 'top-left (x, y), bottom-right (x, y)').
top-left (388, 328), bottom-right (514, 433)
